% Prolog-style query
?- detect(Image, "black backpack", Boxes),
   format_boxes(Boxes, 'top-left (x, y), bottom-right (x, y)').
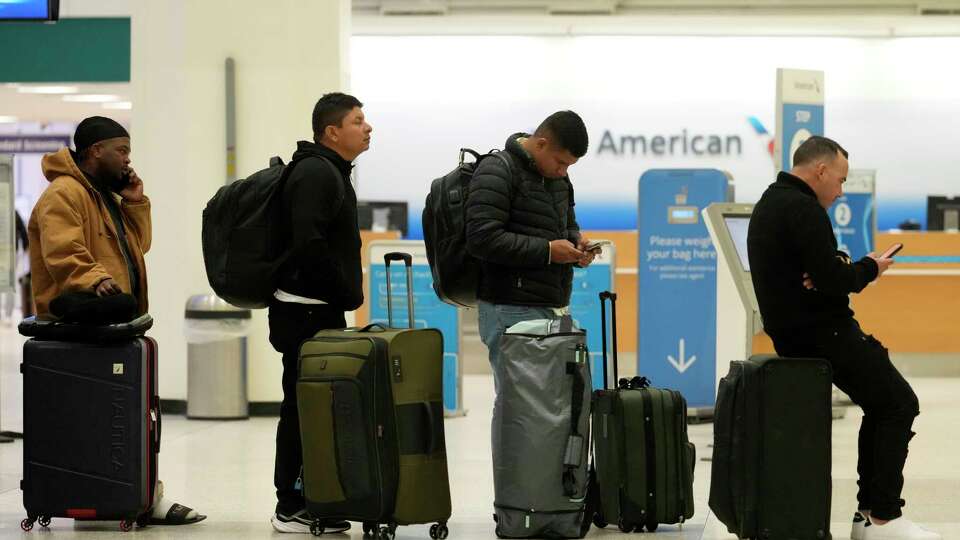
top-left (201, 156), bottom-right (299, 309)
top-left (422, 148), bottom-right (511, 308)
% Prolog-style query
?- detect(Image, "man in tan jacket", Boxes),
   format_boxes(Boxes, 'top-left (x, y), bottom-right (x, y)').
top-left (29, 117), bottom-right (149, 320)
top-left (28, 116), bottom-right (204, 525)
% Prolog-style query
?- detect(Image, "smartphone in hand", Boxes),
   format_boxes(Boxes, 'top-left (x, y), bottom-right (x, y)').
top-left (585, 240), bottom-right (612, 252)
top-left (880, 243), bottom-right (904, 259)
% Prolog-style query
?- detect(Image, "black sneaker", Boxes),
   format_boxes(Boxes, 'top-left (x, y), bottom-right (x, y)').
top-left (270, 509), bottom-right (350, 534)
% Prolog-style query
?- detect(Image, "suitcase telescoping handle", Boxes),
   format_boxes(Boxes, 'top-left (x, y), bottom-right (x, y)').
top-left (599, 291), bottom-right (618, 390)
top-left (384, 252), bottom-right (415, 329)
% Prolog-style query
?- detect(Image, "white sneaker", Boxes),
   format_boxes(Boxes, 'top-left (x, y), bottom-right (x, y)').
top-left (271, 511), bottom-right (311, 534)
top-left (863, 517), bottom-right (941, 540)
top-left (852, 511), bottom-right (871, 540)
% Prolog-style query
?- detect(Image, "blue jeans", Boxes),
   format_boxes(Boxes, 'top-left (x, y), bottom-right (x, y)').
top-left (477, 300), bottom-right (559, 393)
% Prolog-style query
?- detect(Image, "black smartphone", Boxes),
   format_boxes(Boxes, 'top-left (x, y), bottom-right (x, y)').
top-left (880, 243), bottom-right (903, 259)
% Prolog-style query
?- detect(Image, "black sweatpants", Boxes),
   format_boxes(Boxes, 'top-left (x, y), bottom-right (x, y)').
top-left (771, 318), bottom-right (920, 520)
top-left (268, 300), bottom-right (346, 514)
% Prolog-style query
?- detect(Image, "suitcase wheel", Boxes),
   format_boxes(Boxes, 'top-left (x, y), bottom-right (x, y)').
top-left (38, 516), bottom-right (51, 528)
top-left (617, 519), bottom-right (634, 533)
top-left (645, 521), bottom-right (658, 533)
top-left (363, 522), bottom-right (377, 537)
top-left (430, 522), bottom-right (449, 539)
top-left (21, 517), bottom-right (35, 531)
top-left (592, 512), bottom-right (608, 529)
top-left (379, 523), bottom-right (397, 540)
top-left (119, 519), bottom-right (134, 532)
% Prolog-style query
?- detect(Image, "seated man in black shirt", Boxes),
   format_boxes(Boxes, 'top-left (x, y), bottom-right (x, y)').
top-left (747, 136), bottom-right (938, 540)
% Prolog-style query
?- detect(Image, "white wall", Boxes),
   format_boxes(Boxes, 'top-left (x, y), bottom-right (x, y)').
top-left (10, 6), bottom-right (960, 402)
top-left (131, 0), bottom-right (351, 402)
top-left (349, 35), bottom-right (960, 232)
top-left (58, 0), bottom-right (131, 17)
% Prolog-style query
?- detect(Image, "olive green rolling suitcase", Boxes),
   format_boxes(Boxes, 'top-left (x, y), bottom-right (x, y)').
top-left (592, 291), bottom-right (696, 533)
top-left (297, 252), bottom-right (452, 539)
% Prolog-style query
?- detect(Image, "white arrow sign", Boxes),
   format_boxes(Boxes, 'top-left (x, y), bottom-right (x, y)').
top-left (667, 338), bottom-right (697, 374)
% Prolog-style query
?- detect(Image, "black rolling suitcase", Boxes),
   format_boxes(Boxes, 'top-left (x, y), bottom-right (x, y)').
top-left (18, 316), bottom-right (160, 533)
top-left (709, 355), bottom-right (833, 540)
top-left (592, 292), bottom-right (695, 534)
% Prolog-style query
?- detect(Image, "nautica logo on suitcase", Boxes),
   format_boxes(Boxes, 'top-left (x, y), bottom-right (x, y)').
top-left (111, 387), bottom-right (127, 472)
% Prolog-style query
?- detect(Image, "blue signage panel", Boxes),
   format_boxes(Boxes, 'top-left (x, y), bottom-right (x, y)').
top-left (0, 0), bottom-right (50, 19)
top-left (830, 192), bottom-right (875, 261)
top-left (780, 103), bottom-right (824, 170)
top-left (369, 263), bottom-right (460, 413)
top-left (569, 263), bottom-right (614, 390)
top-left (638, 170), bottom-right (729, 408)
top-left (0, 136), bottom-right (71, 154)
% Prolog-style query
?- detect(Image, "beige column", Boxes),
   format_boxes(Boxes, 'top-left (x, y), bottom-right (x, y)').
top-left (131, 0), bottom-right (351, 403)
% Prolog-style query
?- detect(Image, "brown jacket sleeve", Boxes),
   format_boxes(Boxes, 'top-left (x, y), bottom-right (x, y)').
top-left (122, 196), bottom-right (152, 254)
top-left (35, 183), bottom-right (112, 291)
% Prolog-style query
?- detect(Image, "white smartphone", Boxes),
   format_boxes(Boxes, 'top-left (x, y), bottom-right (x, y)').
top-left (880, 243), bottom-right (904, 259)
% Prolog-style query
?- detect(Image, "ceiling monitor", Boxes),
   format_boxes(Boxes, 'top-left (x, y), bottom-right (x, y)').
top-left (0, 0), bottom-right (59, 21)
top-left (927, 196), bottom-right (960, 232)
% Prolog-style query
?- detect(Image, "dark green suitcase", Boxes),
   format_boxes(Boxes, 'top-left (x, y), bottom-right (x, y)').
top-left (592, 292), bottom-right (696, 533)
top-left (709, 355), bottom-right (832, 540)
top-left (297, 252), bottom-right (452, 539)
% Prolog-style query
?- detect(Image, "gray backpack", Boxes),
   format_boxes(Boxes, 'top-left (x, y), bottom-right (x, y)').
top-left (492, 316), bottom-right (595, 538)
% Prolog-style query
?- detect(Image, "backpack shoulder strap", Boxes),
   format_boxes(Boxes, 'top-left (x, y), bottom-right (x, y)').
top-left (282, 155), bottom-right (346, 203)
top-left (319, 156), bottom-right (347, 203)
top-left (489, 150), bottom-right (522, 197)
top-left (492, 149), bottom-right (512, 172)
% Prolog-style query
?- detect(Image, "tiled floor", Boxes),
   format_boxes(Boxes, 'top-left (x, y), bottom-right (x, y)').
top-left (0, 323), bottom-right (957, 539)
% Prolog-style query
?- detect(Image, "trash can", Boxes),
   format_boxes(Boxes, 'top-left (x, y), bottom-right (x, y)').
top-left (184, 294), bottom-right (252, 419)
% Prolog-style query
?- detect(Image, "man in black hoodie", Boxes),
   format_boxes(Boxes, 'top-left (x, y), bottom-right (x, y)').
top-left (268, 93), bottom-right (371, 534)
top-left (466, 111), bottom-right (597, 391)
top-left (748, 136), bottom-right (938, 540)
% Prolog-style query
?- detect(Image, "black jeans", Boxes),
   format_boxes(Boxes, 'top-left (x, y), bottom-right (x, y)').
top-left (268, 300), bottom-right (346, 514)
top-left (771, 319), bottom-right (919, 520)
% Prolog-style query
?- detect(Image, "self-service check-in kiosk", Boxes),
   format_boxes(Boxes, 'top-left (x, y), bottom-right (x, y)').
top-left (702, 203), bottom-right (761, 396)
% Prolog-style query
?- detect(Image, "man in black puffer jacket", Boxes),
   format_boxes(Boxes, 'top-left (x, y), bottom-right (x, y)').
top-left (466, 110), bottom-right (597, 388)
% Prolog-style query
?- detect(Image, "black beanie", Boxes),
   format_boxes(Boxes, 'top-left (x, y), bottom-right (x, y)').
top-left (74, 116), bottom-right (129, 154)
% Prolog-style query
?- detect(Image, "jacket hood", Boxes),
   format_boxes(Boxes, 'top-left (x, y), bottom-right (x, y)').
top-left (504, 132), bottom-right (539, 174)
top-left (41, 147), bottom-right (95, 191)
top-left (292, 140), bottom-right (354, 179)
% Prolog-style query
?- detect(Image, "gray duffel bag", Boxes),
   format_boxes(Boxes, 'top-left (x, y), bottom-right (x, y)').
top-left (492, 315), bottom-right (594, 539)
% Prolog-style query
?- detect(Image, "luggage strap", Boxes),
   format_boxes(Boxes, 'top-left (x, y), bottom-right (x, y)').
top-left (493, 503), bottom-right (585, 515)
top-left (562, 347), bottom-right (586, 497)
top-left (640, 389), bottom-right (658, 519)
